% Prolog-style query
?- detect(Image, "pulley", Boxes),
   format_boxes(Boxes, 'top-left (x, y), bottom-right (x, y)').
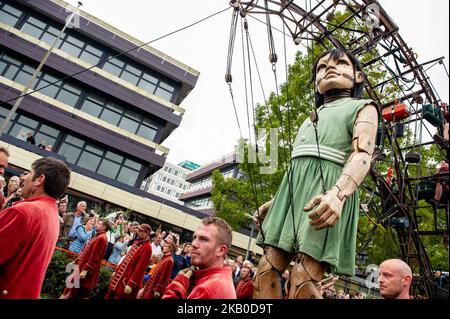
top-left (422, 104), bottom-right (444, 127)
top-left (405, 151), bottom-right (421, 164)
top-left (309, 110), bottom-right (318, 123)
top-left (382, 99), bottom-right (410, 122)
top-left (390, 217), bottom-right (410, 229)
top-left (269, 53), bottom-right (278, 64)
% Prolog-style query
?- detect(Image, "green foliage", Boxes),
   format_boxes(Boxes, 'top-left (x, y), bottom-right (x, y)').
top-left (41, 250), bottom-right (114, 299)
top-left (91, 266), bottom-right (113, 299)
top-left (210, 169), bottom-right (253, 230)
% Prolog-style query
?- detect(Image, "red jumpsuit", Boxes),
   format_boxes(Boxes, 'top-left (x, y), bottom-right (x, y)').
top-left (62, 230), bottom-right (108, 298)
top-left (105, 238), bottom-right (152, 299)
top-left (0, 196), bottom-right (59, 299)
top-left (162, 265), bottom-right (236, 299)
top-left (236, 277), bottom-right (254, 299)
top-left (141, 254), bottom-right (174, 299)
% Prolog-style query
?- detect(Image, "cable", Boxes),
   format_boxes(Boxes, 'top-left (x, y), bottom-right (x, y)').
top-left (1, 6), bottom-right (231, 108)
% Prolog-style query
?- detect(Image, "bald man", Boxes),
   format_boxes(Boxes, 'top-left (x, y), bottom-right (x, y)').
top-left (378, 259), bottom-right (412, 299)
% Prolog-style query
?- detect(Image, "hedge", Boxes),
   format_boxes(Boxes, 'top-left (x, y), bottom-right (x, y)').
top-left (41, 249), bottom-right (113, 299)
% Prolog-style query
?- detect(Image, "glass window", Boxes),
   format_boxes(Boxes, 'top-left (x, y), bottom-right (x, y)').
top-left (137, 79), bottom-right (156, 92)
top-left (34, 132), bottom-right (57, 147)
top-left (27, 16), bottom-right (46, 29)
top-left (85, 44), bottom-right (102, 58)
top-left (57, 83), bottom-right (81, 106)
top-left (100, 108), bottom-right (121, 126)
top-left (13, 69), bottom-right (33, 86)
top-left (79, 51), bottom-right (100, 65)
top-left (121, 70), bottom-right (139, 85)
top-left (154, 87), bottom-right (173, 101)
top-left (39, 124), bottom-right (59, 137)
top-left (81, 97), bottom-right (103, 117)
top-left (85, 144), bottom-right (103, 156)
top-left (125, 64), bottom-right (140, 76)
top-left (142, 73), bottom-right (158, 84)
top-left (10, 124), bottom-right (30, 140)
top-left (118, 117), bottom-right (139, 133)
top-left (78, 151), bottom-right (101, 171)
top-left (117, 167), bottom-right (139, 186)
top-left (105, 151), bottom-right (123, 163)
top-left (136, 125), bottom-right (156, 141)
top-left (103, 61), bottom-right (122, 77)
top-left (36, 74), bottom-right (60, 98)
top-left (4, 64), bottom-right (19, 80)
top-left (64, 35), bottom-right (84, 48)
top-left (97, 159), bottom-right (120, 179)
top-left (60, 41), bottom-right (83, 58)
top-left (0, 60), bottom-right (7, 74)
top-left (124, 109), bottom-right (140, 121)
top-left (21, 23), bottom-right (44, 39)
top-left (65, 134), bottom-right (84, 147)
top-left (17, 115), bottom-right (38, 128)
top-left (41, 32), bottom-right (57, 45)
top-left (159, 81), bottom-right (175, 93)
top-left (125, 159), bottom-right (141, 170)
top-left (58, 143), bottom-right (81, 163)
top-left (0, 3), bottom-right (23, 26)
top-left (106, 102), bottom-right (124, 114)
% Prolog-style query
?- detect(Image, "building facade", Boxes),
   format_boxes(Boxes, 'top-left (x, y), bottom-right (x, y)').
top-left (141, 161), bottom-right (192, 205)
top-left (0, 0), bottom-right (261, 255)
top-left (179, 152), bottom-right (240, 216)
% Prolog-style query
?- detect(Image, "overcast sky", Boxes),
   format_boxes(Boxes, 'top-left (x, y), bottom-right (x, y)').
top-left (69, 0), bottom-right (449, 166)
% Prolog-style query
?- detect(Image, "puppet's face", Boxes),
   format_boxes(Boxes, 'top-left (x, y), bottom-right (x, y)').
top-left (315, 53), bottom-right (363, 94)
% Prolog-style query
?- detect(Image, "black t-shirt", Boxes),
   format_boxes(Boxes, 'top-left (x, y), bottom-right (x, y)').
top-left (26, 136), bottom-right (36, 145)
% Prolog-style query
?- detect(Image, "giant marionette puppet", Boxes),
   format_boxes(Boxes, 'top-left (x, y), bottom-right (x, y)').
top-left (253, 48), bottom-right (379, 299)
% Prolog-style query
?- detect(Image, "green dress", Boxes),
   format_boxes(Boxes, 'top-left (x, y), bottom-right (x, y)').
top-left (256, 97), bottom-right (374, 276)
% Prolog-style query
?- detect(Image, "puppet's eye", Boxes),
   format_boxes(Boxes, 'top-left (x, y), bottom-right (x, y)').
top-left (337, 59), bottom-right (349, 65)
top-left (317, 63), bottom-right (327, 71)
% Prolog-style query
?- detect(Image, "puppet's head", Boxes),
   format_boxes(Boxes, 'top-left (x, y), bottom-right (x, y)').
top-left (312, 48), bottom-right (364, 107)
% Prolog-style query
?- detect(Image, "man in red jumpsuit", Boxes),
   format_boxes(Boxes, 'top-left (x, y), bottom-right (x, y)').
top-left (236, 266), bottom-right (254, 299)
top-left (0, 157), bottom-right (71, 298)
top-left (162, 217), bottom-right (236, 299)
top-left (139, 237), bottom-right (176, 299)
top-left (104, 223), bottom-right (152, 299)
top-left (60, 218), bottom-right (111, 299)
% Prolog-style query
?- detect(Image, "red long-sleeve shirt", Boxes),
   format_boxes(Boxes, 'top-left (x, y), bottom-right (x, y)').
top-left (236, 277), bottom-right (254, 299)
top-left (162, 265), bottom-right (236, 299)
top-left (141, 254), bottom-right (173, 298)
top-left (0, 196), bottom-right (59, 299)
top-left (107, 239), bottom-right (152, 298)
top-left (75, 230), bottom-right (108, 290)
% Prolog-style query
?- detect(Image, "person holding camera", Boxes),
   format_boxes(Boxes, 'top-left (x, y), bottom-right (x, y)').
top-left (61, 201), bottom-right (88, 248)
